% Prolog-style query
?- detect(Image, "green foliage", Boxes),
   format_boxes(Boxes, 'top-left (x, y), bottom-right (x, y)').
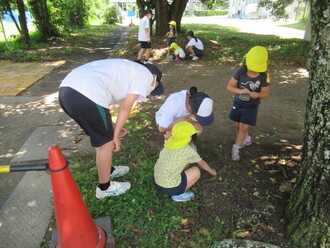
top-left (67, 113), bottom-right (214, 247)
top-left (258, 0), bottom-right (294, 20)
top-left (104, 5), bottom-right (119, 25)
top-left (0, 24), bottom-right (116, 62)
top-left (192, 10), bottom-right (228, 16)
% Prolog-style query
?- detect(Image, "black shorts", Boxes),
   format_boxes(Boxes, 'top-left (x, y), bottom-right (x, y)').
top-left (156, 172), bottom-right (187, 196)
top-left (193, 46), bottom-right (203, 57)
top-left (167, 37), bottom-right (176, 46)
top-left (229, 101), bottom-right (259, 126)
top-left (140, 41), bottom-right (151, 49)
top-left (59, 87), bottom-right (114, 147)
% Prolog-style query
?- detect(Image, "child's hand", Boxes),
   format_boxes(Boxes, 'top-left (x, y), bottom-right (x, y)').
top-left (249, 92), bottom-right (258, 99)
top-left (240, 88), bottom-right (250, 94)
top-left (209, 168), bottom-right (217, 176)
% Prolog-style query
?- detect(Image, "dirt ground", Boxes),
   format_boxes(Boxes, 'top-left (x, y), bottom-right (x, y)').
top-left (19, 34), bottom-right (309, 247)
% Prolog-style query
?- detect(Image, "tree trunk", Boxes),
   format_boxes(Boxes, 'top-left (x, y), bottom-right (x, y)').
top-left (28, 0), bottom-right (58, 40)
top-left (155, 0), bottom-right (188, 36)
top-left (16, 0), bottom-right (31, 45)
top-left (286, 1), bottom-right (330, 247)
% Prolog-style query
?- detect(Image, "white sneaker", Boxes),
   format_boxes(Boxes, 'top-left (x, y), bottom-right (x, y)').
top-left (241, 136), bottom-right (252, 149)
top-left (110, 165), bottom-right (130, 178)
top-left (192, 56), bottom-right (199, 61)
top-left (144, 60), bottom-right (153, 64)
top-left (96, 181), bottom-right (131, 199)
top-left (189, 54), bottom-right (194, 57)
top-left (231, 148), bottom-right (240, 161)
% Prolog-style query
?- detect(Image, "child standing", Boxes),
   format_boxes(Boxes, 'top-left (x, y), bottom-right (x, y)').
top-left (169, 42), bottom-right (186, 61)
top-left (227, 46), bottom-right (270, 161)
top-left (185, 30), bottom-right (204, 61)
top-left (154, 121), bottom-right (217, 202)
top-left (138, 9), bottom-right (153, 64)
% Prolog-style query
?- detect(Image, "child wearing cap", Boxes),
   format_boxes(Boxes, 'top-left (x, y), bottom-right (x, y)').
top-left (185, 30), bottom-right (204, 61)
top-left (154, 121), bottom-right (217, 202)
top-left (155, 87), bottom-right (214, 140)
top-left (166, 21), bottom-right (177, 46)
top-left (169, 42), bottom-right (186, 62)
top-left (227, 46), bottom-right (270, 161)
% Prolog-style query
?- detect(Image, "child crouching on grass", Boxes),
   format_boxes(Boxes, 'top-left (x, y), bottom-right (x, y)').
top-left (169, 42), bottom-right (186, 62)
top-left (154, 121), bottom-right (217, 202)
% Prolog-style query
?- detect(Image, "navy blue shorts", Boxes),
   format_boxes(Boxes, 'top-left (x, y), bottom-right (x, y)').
top-left (140, 41), bottom-right (151, 49)
top-left (167, 37), bottom-right (176, 46)
top-left (193, 46), bottom-right (203, 57)
top-left (229, 101), bottom-right (259, 126)
top-left (156, 172), bottom-right (187, 196)
top-left (59, 87), bottom-right (114, 147)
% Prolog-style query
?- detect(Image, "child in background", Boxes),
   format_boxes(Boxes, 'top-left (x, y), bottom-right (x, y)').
top-left (169, 42), bottom-right (186, 61)
top-left (154, 121), bottom-right (217, 202)
top-left (166, 21), bottom-right (177, 46)
top-left (227, 46), bottom-right (270, 161)
top-left (185, 30), bottom-right (204, 61)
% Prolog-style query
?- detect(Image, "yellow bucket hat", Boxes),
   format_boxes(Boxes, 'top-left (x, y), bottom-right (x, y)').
top-left (168, 21), bottom-right (176, 26)
top-left (164, 121), bottom-right (201, 149)
top-left (246, 46), bottom-right (268, 72)
top-left (169, 42), bottom-right (180, 50)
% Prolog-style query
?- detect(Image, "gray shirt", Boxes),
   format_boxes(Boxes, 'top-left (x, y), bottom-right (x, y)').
top-left (233, 66), bottom-right (269, 106)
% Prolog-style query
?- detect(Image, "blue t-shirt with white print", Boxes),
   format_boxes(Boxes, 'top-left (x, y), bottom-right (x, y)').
top-left (233, 66), bottom-right (269, 106)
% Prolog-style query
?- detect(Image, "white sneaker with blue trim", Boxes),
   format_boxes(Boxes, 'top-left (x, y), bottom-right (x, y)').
top-left (96, 181), bottom-right (131, 199)
top-left (110, 165), bottom-right (130, 178)
top-left (171, 192), bottom-right (195, 202)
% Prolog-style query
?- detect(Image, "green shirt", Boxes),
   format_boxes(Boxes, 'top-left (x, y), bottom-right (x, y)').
top-left (154, 145), bottom-right (202, 188)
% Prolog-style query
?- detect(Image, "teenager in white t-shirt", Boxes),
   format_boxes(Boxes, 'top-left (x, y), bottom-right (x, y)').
top-left (185, 31), bottom-right (204, 61)
top-left (138, 9), bottom-right (153, 64)
top-left (59, 59), bottom-right (164, 199)
top-left (155, 87), bottom-right (214, 135)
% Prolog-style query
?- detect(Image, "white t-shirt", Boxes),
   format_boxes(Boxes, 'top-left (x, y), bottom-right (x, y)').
top-left (155, 90), bottom-right (190, 128)
top-left (175, 48), bottom-right (185, 58)
top-left (187, 38), bottom-right (204, 50)
top-left (138, 16), bottom-right (150, 41)
top-left (60, 59), bottom-right (153, 108)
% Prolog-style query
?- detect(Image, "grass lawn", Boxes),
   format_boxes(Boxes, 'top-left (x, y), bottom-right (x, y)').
top-left (116, 23), bottom-right (310, 67)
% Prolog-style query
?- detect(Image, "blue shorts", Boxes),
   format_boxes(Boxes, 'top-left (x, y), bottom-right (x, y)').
top-left (167, 37), bottom-right (176, 46)
top-left (229, 101), bottom-right (259, 126)
top-left (156, 172), bottom-right (187, 196)
top-left (59, 87), bottom-right (114, 147)
top-left (193, 46), bottom-right (203, 57)
top-left (140, 41), bottom-right (151, 49)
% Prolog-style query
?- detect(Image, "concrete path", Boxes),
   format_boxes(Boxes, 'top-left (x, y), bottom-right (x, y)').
top-left (0, 25), bottom-right (131, 248)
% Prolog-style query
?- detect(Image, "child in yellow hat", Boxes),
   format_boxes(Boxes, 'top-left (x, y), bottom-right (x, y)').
top-left (169, 42), bottom-right (186, 61)
top-left (227, 46), bottom-right (270, 161)
top-left (154, 121), bottom-right (217, 202)
top-left (166, 20), bottom-right (177, 46)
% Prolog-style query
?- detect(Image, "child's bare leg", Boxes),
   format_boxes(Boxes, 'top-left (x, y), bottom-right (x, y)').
top-left (184, 167), bottom-right (201, 190)
top-left (95, 141), bottom-right (114, 183)
top-left (235, 122), bottom-right (250, 147)
top-left (138, 48), bottom-right (145, 60)
top-left (187, 46), bottom-right (195, 56)
top-left (145, 48), bottom-right (151, 60)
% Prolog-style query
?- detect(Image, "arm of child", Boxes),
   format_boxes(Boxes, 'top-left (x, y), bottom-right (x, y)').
top-left (250, 86), bottom-right (270, 99)
top-left (227, 77), bottom-right (250, 94)
top-left (196, 160), bottom-right (217, 176)
top-left (158, 115), bottom-right (191, 132)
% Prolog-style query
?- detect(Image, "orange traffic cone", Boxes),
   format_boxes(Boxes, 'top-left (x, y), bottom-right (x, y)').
top-left (48, 145), bottom-right (107, 248)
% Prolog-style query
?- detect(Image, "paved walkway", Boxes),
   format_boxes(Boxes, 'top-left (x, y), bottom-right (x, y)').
top-left (0, 25), bottom-right (131, 248)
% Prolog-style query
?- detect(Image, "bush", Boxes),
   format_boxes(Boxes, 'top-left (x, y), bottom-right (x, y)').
top-left (194, 10), bottom-right (228, 16)
top-left (104, 6), bottom-right (119, 24)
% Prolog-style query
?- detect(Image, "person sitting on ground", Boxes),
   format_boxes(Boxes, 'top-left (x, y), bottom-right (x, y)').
top-left (166, 21), bottom-right (177, 46)
top-left (59, 58), bottom-right (164, 199)
top-left (169, 42), bottom-right (186, 62)
top-left (154, 121), bottom-right (217, 202)
top-left (185, 30), bottom-right (204, 61)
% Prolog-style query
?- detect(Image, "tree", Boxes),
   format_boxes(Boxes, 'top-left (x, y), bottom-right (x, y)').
top-left (28, 0), bottom-right (58, 40)
top-left (286, 0), bottom-right (330, 247)
top-left (0, 0), bottom-right (31, 45)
